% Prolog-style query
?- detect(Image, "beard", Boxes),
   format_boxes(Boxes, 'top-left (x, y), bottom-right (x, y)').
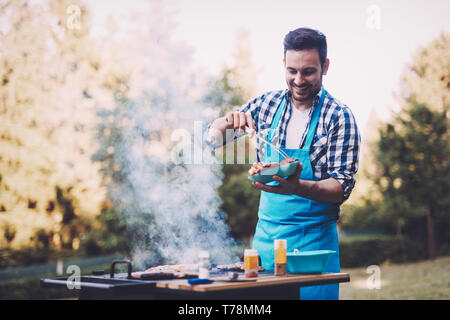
top-left (289, 75), bottom-right (322, 104)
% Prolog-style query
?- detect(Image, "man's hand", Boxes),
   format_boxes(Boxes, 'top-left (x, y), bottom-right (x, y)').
top-left (209, 111), bottom-right (256, 146)
top-left (225, 111), bottom-right (256, 132)
top-left (248, 162), bottom-right (273, 176)
top-left (251, 159), bottom-right (303, 195)
top-left (250, 158), bottom-right (345, 203)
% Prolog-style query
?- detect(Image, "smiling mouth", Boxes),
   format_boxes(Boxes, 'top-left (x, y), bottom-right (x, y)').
top-left (294, 85), bottom-right (310, 93)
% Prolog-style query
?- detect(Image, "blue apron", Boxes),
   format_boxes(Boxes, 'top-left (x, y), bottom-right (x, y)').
top-left (252, 88), bottom-right (341, 300)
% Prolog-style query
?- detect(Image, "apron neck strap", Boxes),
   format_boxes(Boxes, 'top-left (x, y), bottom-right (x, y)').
top-left (302, 87), bottom-right (327, 150)
top-left (267, 94), bottom-right (287, 140)
top-left (265, 93), bottom-right (287, 161)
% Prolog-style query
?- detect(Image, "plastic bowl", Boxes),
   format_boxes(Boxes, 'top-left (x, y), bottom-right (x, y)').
top-left (248, 161), bottom-right (299, 184)
top-left (286, 249), bottom-right (336, 273)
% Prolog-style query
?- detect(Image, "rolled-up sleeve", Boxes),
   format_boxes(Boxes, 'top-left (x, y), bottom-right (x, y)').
top-left (327, 106), bottom-right (361, 201)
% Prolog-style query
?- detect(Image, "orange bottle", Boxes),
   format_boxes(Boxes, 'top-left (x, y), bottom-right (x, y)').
top-left (244, 249), bottom-right (259, 278)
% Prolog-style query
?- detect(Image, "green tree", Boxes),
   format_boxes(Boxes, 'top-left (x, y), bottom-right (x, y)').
top-left (373, 33), bottom-right (449, 260)
top-left (376, 103), bottom-right (448, 260)
top-left (0, 0), bottom-right (117, 251)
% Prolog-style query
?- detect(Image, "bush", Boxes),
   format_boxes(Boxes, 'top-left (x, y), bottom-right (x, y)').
top-left (0, 248), bottom-right (57, 269)
top-left (339, 236), bottom-right (430, 268)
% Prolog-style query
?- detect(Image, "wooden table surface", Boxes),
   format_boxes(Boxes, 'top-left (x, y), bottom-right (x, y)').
top-left (156, 272), bottom-right (350, 292)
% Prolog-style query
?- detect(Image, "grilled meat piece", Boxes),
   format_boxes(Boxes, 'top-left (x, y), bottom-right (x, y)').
top-left (215, 261), bottom-right (265, 272)
top-left (131, 263), bottom-right (199, 280)
top-left (131, 271), bottom-right (197, 280)
top-left (143, 264), bottom-right (198, 273)
top-left (131, 271), bottom-right (176, 280)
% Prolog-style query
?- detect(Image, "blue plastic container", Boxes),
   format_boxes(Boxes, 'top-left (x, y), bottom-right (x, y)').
top-left (286, 249), bottom-right (336, 273)
top-left (248, 161), bottom-right (299, 184)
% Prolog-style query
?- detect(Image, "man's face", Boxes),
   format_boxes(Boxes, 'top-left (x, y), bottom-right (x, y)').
top-left (284, 49), bottom-right (329, 104)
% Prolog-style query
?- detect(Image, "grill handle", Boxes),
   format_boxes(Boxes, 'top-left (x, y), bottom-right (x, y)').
top-left (110, 260), bottom-right (132, 279)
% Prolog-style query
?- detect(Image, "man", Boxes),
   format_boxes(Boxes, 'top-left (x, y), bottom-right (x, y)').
top-left (207, 28), bottom-right (360, 300)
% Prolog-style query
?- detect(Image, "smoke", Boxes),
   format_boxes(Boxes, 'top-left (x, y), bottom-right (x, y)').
top-left (90, 2), bottom-right (243, 269)
top-left (107, 93), bottom-right (239, 269)
top-left (95, 45), bottom-right (241, 269)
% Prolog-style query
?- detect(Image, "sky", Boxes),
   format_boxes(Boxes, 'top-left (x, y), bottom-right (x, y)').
top-left (88, 0), bottom-right (450, 135)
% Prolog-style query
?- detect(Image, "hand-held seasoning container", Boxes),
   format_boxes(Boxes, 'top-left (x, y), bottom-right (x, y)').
top-left (274, 239), bottom-right (287, 276)
top-left (244, 249), bottom-right (259, 278)
top-left (198, 250), bottom-right (210, 279)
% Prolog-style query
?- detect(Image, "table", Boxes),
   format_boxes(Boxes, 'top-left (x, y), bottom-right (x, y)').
top-left (154, 272), bottom-right (350, 300)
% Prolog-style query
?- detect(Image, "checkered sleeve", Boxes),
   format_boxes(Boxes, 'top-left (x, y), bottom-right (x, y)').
top-left (205, 94), bottom-right (264, 149)
top-left (327, 106), bottom-right (361, 201)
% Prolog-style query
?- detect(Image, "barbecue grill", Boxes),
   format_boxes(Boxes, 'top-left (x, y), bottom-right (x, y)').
top-left (41, 259), bottom-right (350, 300)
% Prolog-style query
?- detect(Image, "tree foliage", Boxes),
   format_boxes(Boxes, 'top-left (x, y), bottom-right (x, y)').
top-left (375, 101), bottom-right (449, 259)
top-left (343, 33), bottom-right (449, 260)
top-left (0, 0), bottom-right (108, 250)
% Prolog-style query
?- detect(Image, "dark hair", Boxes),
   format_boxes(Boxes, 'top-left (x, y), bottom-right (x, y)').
top-left (283, 28), bottom-right (327, 66)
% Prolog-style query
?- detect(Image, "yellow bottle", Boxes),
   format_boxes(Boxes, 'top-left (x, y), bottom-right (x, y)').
top-left (274, 239), bottom-right (287, 276)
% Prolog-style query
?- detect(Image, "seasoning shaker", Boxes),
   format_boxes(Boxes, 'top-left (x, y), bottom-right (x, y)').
top-left (198, 250), bottom-right (210, 279)
top-left (274, 239), bottom-right (287, 276)
top-left (244, 249), bottom-right (259, 278)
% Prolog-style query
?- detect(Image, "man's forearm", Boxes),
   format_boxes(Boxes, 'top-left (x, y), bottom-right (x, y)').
top-left (295, 178), bottom-right (344, 203)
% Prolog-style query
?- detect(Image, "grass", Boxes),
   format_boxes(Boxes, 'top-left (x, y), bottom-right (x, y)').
top-left (340, 256), bottom-right (450, 300)
top-left (0, 253), bottom-right (122, 300)
top-left (0, 253), bottom-right (121, 281)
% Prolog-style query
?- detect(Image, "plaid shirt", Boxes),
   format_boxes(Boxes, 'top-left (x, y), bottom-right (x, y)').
top-left (207, 88), bottom-right (361, 201)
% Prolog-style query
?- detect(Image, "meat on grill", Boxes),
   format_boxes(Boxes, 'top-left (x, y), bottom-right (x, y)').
top-left (131, 264), bottom-right (199, 280)
top-left (131, 261), bottom-right (265, 280)
top-left (215, 261), bottom-right (265, 272)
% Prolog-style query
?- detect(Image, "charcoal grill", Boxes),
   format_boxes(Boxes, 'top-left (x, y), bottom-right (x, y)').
top-left (40, 259), bottom-right (350, 300)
